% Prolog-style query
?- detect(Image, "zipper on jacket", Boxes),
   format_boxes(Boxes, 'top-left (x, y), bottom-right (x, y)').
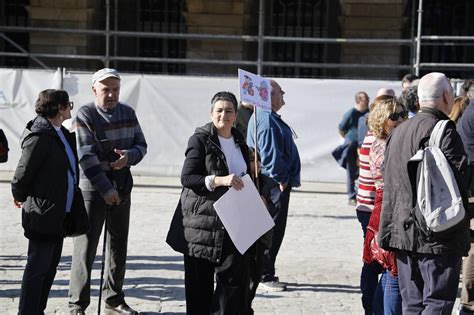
top-left (193, 195), bottom-right (203, 214)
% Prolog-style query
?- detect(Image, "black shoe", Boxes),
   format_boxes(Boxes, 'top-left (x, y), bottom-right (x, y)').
top-left (105, 303), bottom-right (138, 315)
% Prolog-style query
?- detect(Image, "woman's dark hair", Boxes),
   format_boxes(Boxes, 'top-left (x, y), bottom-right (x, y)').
top-left (210, 91), bottom-right (238, 112)
top-left (35, 89), bottom-right (70, 118)
top-left (399, 85), bottom-right (418, 113)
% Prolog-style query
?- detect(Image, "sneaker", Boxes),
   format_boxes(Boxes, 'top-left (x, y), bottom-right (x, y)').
top-left (348, 199), bottom-right (357, 206)
top-left (69, 309), bottom-right (85, 315)
top-left (259, 276), bottom-right (287, 292)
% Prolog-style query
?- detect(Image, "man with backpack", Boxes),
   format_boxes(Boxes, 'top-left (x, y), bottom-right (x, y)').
top-left (378, 72), bottom-right (471, 313)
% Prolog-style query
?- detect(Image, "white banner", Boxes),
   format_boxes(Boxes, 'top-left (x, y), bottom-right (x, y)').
top-left (0, 68), bottom-right (402, 182)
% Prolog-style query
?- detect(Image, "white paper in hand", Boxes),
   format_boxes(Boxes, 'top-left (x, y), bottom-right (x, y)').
top-left (213, 174), bottom-right (275, 254)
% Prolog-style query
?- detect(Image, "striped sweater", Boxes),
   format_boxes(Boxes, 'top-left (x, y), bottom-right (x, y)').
top-left (74, 102), bottom-right (147, 196)
top-left (356, 131), bottom-right (376, 212)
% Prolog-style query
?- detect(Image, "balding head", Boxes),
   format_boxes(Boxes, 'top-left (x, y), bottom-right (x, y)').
top-left (376, 88), bottom-right (395, 98)
top-left (418, 72), bottom-right (454, 115)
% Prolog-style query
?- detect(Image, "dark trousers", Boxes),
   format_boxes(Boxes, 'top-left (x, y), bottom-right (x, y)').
top-left (262, 186), bottom-right (291, 278)
top-left (69, 195), bottom-right (131, 310)
top-left (247, 243), bottom-right (264, 313)
top-left (183, 234), bottom-right (250, 315)
top-left (346, 142), bottom-right (359, 200)
top-left (396, 250), bottom-right (462, 314)
top-left (19, 238), bottom-right (63, 315)
top-left (357, 210), bottom-right (382, 314)
top-left (461, 220), bottom-right (474, 311)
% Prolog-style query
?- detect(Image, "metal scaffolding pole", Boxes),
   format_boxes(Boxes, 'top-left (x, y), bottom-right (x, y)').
top-left (105, 0), bottom-right (111, 67)
top-left (415, 0), bottom-right (423, 76)
top-left (257, 0), bottom-right (265, 75)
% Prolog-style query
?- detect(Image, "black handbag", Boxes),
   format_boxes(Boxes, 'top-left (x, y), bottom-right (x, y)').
top-left (64, 186), bottom-right (90, 237)
top-left (0, 129), bottom-right (8, 163)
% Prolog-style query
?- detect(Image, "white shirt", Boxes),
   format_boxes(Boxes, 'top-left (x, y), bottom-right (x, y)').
top-left (204, 136), bottom-right (247, 191)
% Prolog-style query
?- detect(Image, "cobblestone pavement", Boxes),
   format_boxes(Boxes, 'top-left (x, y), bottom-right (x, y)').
top-left (0, 176), bottom-right (462, 314)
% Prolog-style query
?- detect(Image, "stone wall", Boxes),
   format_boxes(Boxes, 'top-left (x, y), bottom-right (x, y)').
top-left (27, 0), bottom-right (103, 70)
top-left (184, 0), bottom-right (250, 75)
top-left (338, 0), bottom-right (407, 79)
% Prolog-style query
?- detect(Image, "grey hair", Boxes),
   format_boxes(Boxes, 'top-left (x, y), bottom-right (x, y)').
top-left (418, 72), bottom-right (451, 102)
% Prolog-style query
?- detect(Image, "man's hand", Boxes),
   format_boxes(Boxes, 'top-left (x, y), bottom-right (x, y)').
top-left (13, 199), bottom-right (23, 208)
top-left (104, 189), bottom-right (121, 206)
top-left (279, 182), bottom-right (288, 192)
top-left (214, 174), bottom-right (245, 191)
top-left (110, 149), bottom-right (128, 170)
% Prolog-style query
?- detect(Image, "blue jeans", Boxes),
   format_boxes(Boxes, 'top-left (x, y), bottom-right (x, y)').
top-left (373, 270), bottom-right (402, 315)
top-left (357, 210), bottom-right (382, 314)
top-left (346, 141), bottom-right (358, 200)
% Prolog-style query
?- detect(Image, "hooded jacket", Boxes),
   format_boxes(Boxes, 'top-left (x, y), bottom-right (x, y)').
top-left (11, 115), bottom-right (79, 241)
top-left (167, 122), bottom-right (250, 263)
top-left (378, 108), bottom-right (471, 256)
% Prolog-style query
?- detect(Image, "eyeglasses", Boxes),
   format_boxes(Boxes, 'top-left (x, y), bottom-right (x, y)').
top-left (67, 101), bottom-right (74, 110)
top-left (388, 110), bottom-right (407, 121)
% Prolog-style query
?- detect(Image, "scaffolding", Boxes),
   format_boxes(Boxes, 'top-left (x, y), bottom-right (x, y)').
top-left (0, 0), bottom-right (473, 77)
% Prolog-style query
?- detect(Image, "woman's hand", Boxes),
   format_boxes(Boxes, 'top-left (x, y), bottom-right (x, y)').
top-left (13, 199), bottom-right (23, 208)
top-left (214, 174), bottom-right (245, 191)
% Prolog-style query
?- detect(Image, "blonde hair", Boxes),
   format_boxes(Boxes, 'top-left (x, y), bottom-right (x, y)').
top-left (449, 96), bottom-right (469, 123)
top-left (368, 97), bottom-right (402, 139)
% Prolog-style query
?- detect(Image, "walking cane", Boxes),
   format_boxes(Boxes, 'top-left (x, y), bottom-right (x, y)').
top-left (98, 204), bottom-right (115, 315)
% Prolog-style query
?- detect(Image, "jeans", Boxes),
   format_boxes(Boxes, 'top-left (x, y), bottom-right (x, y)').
top-left (357, 210), bottom-right (382, 314)
top-left (373, 270), bottom-right (402, 315)
top-left (346, 141), bottom-right (359, 200)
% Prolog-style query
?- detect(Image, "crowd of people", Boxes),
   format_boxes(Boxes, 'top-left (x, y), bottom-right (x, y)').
top-left (338, 72), bottom-right (474, 314)
top-left (7, 67), bottom-right (474, 315)
top-left (9, 69), bottom-right (301, 314)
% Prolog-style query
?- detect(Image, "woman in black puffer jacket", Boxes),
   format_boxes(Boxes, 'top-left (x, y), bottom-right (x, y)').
top-left (11, 89), bottom-right (79, 314)
top-left (167, 91), bottom-right (251, 314)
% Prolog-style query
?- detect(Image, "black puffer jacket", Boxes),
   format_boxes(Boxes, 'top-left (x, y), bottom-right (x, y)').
top-left (11, 115), bottom-right (79, 241)
top-left (167, 122), bottom-right (250, 263)
top-left (378, 108), bottom-right (471, 256)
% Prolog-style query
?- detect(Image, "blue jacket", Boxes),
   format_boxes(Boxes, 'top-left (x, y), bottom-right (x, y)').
top-left (247, 109), bottom-right (301, 187)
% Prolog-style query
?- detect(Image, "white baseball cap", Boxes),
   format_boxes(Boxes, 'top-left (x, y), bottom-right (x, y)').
top-left (92, 68), bottom-right (121, 85)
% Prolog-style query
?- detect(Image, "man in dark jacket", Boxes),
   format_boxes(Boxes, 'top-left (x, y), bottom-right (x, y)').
top-left (457, 82), bottom-right (474, 315)
top-left (378, 72), bottom-right (470, 313)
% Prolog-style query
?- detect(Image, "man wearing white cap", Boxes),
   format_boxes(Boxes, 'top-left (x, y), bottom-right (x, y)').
top-left (69, 68), bottom-right (147, 314)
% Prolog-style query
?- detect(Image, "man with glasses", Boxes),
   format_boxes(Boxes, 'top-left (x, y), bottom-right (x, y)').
top-left (247, 79), bottom-right (301, 292)
top-left (69, 68), bottom-right (147, 315)
top-left (378, 72), bottom-right (470, 313)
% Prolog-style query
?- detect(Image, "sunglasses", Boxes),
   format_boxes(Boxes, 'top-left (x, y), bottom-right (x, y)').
top-left (67, 101), bottom-right (74, 110)
top-left (389, 110), bottom-right (407, 121)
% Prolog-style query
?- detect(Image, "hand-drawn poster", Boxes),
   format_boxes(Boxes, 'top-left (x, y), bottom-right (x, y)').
top-left (238, 69), bottom-right (272, 111)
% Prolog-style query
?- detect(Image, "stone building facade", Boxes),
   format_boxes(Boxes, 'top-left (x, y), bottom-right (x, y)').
top-left (1, 0), bottom-right (473, 79)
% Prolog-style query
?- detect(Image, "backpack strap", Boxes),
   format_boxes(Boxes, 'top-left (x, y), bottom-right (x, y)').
top-left (429, 120), bottom-right (449, 148)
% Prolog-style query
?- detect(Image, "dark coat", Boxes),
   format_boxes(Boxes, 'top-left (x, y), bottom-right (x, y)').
top-left (378, 108), bottom-right (471, 256)
top-left (11, 115), bottom-right (79, 241)
top-left (166, 122), bottom-right (250, 263)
